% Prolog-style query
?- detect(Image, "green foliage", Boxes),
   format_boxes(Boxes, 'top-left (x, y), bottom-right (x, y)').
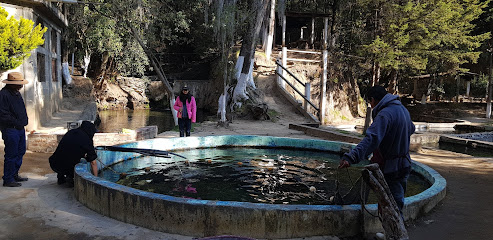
top-left (66, 2), bottom-right (148, 77)
top-left (0, 7), bottom-right (46, 71)
top-left (355, 0), bottom-right (490, 81)
top-left (470, 73), bottom-right (489, 97)
top-left (267, 109), bottom-right (280, 122)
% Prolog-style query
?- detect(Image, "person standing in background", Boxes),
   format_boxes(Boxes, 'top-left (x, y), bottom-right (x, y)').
top-left (0, 72), bottom-right (29, 187)
top-left (173, 86), bottom-right (197, 137)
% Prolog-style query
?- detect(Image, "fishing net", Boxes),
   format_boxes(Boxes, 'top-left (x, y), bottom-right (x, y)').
top-left (332, 174), bottom-right (370, 205)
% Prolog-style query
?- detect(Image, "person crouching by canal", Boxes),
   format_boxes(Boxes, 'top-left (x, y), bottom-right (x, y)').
top-left (0, 72), bottom-right (29, 187)
top-left (173, 86), bottom-right (197, 137)
top-left (49, 121), bottom-right (98, 187)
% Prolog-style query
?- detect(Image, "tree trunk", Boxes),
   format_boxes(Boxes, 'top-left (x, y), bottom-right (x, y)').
top-left (264, 0), bottom-right (276, 59)
top-left (97, 51), bottom-right (110, 80)
top-left (83, 50), bottom-right (91, 78)
top-left (362, 164), bottom-right (409, 240)
top-left (371, 62), bottom-right (381, 86)
top-left (388, 68), bottom-right (398, 94)
top-left (123, 17), bottom-right (177, 124)
top-left (363, 106), bottom-right (372, 135)
top-left (233, 0), bottom-right (268, 104)
top-left (487, 50), bottom-right (492, 118)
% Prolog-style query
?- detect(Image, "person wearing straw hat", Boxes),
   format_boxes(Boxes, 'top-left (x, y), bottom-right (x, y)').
top-left (0, 72), bottom-right (30, 187)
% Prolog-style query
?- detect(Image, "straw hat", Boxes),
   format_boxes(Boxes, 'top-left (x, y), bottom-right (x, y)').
top-left (2, 72), bottom-right (29, 85)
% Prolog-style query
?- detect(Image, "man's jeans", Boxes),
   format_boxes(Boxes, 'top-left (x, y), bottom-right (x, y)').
top-left (2, 128), bottom-right (26, 183)
top-left (384, 166), bottom-right (412, 215)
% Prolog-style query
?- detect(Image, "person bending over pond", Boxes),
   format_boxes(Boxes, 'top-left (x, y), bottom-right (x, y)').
top-left (339, 85), bottom-right (415, 216)
top-left (173, 85), bottom-right (197, 137)
top-left (49, 121), bottom-right (98, 187)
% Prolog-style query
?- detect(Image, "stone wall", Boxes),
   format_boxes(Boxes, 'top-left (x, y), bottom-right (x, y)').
top-left (27, 126), bottom-right (158, 153)
top-left (440, 132), bottom-right (493, 150)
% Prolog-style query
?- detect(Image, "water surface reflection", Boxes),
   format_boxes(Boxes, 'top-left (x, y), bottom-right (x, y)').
top-left (98, 109), bottom-right (174, 133)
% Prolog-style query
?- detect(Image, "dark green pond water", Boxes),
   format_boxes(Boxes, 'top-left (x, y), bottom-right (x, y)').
top-left (100, 147), bottom-right (430, 205)
top-left (98, 109), bottom-right (174, 133)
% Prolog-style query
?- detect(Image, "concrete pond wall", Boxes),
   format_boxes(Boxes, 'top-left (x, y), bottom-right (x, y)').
top-left (74, 135), bottom-right (446, 239)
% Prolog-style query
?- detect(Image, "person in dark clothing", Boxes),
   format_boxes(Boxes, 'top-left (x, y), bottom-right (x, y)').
top-left (0, 72), bottom-right (29, 187)
top-left (339, 85), bottom-right (415, 215)
top-left (49, 121), bottom-right (98, 186)
top-left (173, 86), bottom-right (197, 137)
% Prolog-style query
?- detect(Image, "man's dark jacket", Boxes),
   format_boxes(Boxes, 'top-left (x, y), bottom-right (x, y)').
top-left (49, 121), bottom-right (97, 174)
top-left (0, 87), bottom-right (28, 129)
top-left (342, 94), bottom-right (415, 174)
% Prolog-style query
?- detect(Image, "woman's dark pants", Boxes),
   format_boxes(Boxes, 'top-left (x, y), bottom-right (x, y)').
top-left (178, 118), bottom-right (192, 137)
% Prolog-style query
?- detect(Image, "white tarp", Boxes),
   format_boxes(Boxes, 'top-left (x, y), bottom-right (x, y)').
top-left (62, 62), bottom-right (72, 84)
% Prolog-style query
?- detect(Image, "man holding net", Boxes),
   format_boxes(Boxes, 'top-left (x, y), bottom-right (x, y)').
top-left (339, 85), bottom-right (415, 216)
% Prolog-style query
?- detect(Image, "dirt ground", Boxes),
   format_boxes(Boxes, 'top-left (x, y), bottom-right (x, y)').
top-left (1, 72), bottom-right (493, 239)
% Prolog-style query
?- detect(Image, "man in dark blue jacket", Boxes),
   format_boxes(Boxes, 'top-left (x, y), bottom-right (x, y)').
top-left (49, 121), bottom-right (98, 186)
top-left (0, 72), bottom-right (30, 187)
top-left (339, 86), bottom-right (415, 214)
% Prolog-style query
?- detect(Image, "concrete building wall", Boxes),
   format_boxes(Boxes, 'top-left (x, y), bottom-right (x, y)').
top-left (0, 2), bottom-right (64, 131)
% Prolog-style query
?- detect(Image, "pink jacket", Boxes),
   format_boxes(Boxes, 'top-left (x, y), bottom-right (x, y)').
top-left (174, 96), bottom-right (197, 122)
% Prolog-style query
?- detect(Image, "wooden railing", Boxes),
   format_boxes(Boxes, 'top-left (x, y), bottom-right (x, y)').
top-left (275, 59), bottom-right (319, 121)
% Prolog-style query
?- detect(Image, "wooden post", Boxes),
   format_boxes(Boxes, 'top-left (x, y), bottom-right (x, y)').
top-left (362, 164), bottom-right (409, 240)
top-left (466, 80), bottom-right (471, 97)
top-left (276, 57), bottom-right (283, 87)
top-left (311, 18), bottom-right (315, 46)
top-left (456, 74), bottom-right (460, 102)
top-left (281, 47), bottom-right (287, 89)
top-left (282, 14), bottom-right (286, 47)
top-left (487, 49), bottom-right (492, 118)
top-left (412, 79), bottom-right (418, 99)
top-left (304, 82), bottom-right (310, 112)
top-left (320, 50), bottom-right (327, 123)
top-left (281, 14), bottom-right (287, 89)
top-left (319, 17), bottom-right (328, 124)
top-left (323, 17), bottom-right (328, 49)
top-left (71, 52), bottom-right (74, 75)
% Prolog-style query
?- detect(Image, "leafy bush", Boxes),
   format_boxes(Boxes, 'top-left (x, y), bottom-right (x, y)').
top-left (0, 7), bottom-right (46, 71)
top-left (469, 74), bottom-right (489, 98)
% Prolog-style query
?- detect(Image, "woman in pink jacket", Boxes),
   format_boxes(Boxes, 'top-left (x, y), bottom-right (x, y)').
top-left (173, 86), bottom-right (196, 137)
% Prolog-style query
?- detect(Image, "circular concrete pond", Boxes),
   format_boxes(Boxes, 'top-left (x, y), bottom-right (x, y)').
top-left (75, 135), bottom-right (446, 238)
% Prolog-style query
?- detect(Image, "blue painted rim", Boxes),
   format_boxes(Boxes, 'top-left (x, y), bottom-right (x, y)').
top-left (76, 135), bottom-right (446, 213)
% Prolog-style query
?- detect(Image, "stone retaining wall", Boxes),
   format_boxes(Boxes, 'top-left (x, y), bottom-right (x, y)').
top-left (27, 126), bottom-right (158, 153)
top-left (440, 132), bottom-right (493, 150)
